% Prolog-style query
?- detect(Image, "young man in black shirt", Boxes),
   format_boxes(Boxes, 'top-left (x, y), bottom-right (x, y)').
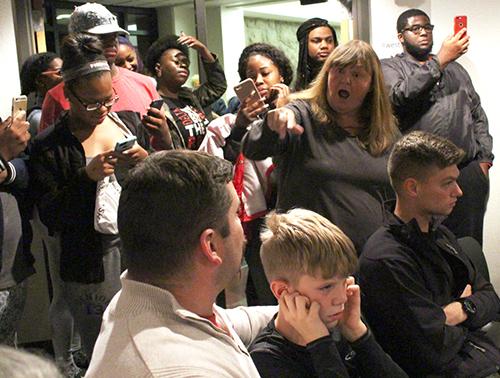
top-left (359, 131), bottom-right (500, 377)
top-left (249, 208), bottom-right (407, 377)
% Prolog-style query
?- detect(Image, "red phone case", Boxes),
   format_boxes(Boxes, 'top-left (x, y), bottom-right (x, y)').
top-left (454, 16), bottom-right (467, 36)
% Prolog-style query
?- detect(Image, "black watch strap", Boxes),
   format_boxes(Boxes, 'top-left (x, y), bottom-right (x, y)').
top-left (458, 298), bottom-right (477, 317)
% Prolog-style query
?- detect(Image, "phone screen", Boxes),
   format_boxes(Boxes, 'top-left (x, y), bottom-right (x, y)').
top-left (12, 95), bottom-right (28, 119)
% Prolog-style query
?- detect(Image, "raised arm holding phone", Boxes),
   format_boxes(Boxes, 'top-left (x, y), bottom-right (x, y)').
top-left (144, 33), bottom-right (227, 150)
top-left (381, 8), bottom-right (492, 245)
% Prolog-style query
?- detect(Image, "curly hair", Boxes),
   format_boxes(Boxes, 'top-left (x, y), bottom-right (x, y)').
top-left (20, 52), bottom-right (59, 95)
top-left (145, 35), bottom-right (189, 77)
top-left (237, 43), bottom-right (293, 86)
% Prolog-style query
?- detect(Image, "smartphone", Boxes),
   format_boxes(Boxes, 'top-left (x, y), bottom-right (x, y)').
top-left (234, 78), bottom-right (261, 104)
top-left (115, 135), bottom-right (137, 153)
top-left (12, 95), bottom-right (28, 119)
top-left (454, 15), bottom-right (467, 37)
top-left (150, 99), bottom-right (164, 110)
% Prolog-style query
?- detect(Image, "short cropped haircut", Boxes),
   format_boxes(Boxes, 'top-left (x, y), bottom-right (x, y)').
top-left (118, 150), bottom-right (233, 279)
top-left (260, 209), bottom-right (358, 285)
top-left (388, 131), bottom-right (465, 193)
top-left (145, 35), bottom-right (189, 77)
top-left (238, 43), bottom-right (294, 86)
top-left (397, 9), bottom-right (430, 32)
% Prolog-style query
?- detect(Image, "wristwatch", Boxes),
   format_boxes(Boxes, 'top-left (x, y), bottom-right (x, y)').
top-left (458, 298), bottom-right (477, 317)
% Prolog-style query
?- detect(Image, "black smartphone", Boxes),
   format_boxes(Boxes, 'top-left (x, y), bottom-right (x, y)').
top-left (150, 99), bottom-right (164, 110)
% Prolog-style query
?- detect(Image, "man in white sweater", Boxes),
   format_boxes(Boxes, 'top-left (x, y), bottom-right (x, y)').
top-left (86, 150), bottom-right (276, 377)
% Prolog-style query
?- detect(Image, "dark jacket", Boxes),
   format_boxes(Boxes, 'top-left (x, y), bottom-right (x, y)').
top-left (381, 53), bottom-right (493, 164)
top-left (249, 316), bottom-right (407, 378)
top-left (359, 214), bottom-right (500, 377)
top-left (162, 56), bottom-right (227, 149)
top-left (29, 111), bottom-right (150, 283)
top-left (0, 157), bottom-right (35, 285)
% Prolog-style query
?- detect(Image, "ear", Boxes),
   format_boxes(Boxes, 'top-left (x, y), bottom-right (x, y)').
top-left (154, 62), bottom-right (162, 78)
top-left (279, 75), bottom-right (284, 84)
top-left (403, 177), bottom-right (419, 198)
top-left (199, 228), bottom-right (222, 267)
top-left (397, 33), bottom-right (405, 44)
top-left (270, 279), bottom-right (290, 300)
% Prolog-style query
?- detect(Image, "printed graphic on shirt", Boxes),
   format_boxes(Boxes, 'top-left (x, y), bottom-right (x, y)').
top-left (170, 103), bottom-right (209, 150)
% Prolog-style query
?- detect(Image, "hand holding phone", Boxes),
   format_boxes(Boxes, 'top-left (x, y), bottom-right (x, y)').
top-left (149, 99), bottom-right (164, 110)
top-left (12, 95), bottom-right (27, 120)
top-left (454, 16), bottom-right (467, 38)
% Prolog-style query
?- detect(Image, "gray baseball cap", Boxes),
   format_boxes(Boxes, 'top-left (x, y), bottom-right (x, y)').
top-left (68, 3), bottom-right (129, 35)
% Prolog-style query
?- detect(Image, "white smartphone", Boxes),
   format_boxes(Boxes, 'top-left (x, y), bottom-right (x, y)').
top-left (12, 95), bottom-right (28, 119)
top-left (234, 78), bottom-right (261, 104)
top-left (115, 136), bottom-right (137, 153)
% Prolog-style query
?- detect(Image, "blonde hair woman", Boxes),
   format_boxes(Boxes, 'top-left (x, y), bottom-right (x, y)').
top-left (242, 40), bottom-right (400, 253)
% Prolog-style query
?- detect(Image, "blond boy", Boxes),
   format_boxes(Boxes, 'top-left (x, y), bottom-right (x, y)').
top-left (249, 208), bottom-right (406, 377)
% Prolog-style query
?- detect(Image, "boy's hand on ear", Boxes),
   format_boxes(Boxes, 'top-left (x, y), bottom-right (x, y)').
top-left (338, 276), bottom-right (367, 342)
top-left (279, 290), bottom-right (329, 345)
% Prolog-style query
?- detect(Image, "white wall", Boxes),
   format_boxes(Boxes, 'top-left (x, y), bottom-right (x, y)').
top-left (371, 0), bottom-right (500, 290)
top-left (432, 0), bottom-right (500, 290)
top-left (220, 7), bottom-right (246, 99)
top-left (370, 0), bottom-right (431, 59)
top-left (0, 0), bottom-right (21, 117)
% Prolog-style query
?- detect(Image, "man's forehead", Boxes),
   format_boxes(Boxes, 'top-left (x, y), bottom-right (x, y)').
top-left (424, 164), bottom-right (460, 181)
top-left (407, 15), bottom-right (431, 26)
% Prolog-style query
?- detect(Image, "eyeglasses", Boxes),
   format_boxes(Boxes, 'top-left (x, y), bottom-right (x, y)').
top-left (402, 24), bottom-right (434, 34)
top-left (69, 87), bottom-right (119, 112)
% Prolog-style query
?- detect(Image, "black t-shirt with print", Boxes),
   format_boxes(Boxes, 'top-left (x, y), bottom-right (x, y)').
top-left (166, 98), bottom-right (209, 150)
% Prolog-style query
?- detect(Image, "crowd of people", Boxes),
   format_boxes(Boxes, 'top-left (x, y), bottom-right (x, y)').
top-left (1, 2), bottom-right (499, 378)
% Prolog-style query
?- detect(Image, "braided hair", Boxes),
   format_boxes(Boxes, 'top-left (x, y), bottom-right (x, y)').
top-left (295, 18), bottom-right (337, 91)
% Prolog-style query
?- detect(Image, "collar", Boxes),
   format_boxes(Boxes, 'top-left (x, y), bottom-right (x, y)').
top-left (119, 272), bottom-right (233, 335)
top-left (386, 212), bottom-right (443, 242)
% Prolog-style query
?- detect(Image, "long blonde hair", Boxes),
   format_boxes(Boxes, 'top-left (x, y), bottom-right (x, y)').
top-left (292, 40), bottom-right (399, 156)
